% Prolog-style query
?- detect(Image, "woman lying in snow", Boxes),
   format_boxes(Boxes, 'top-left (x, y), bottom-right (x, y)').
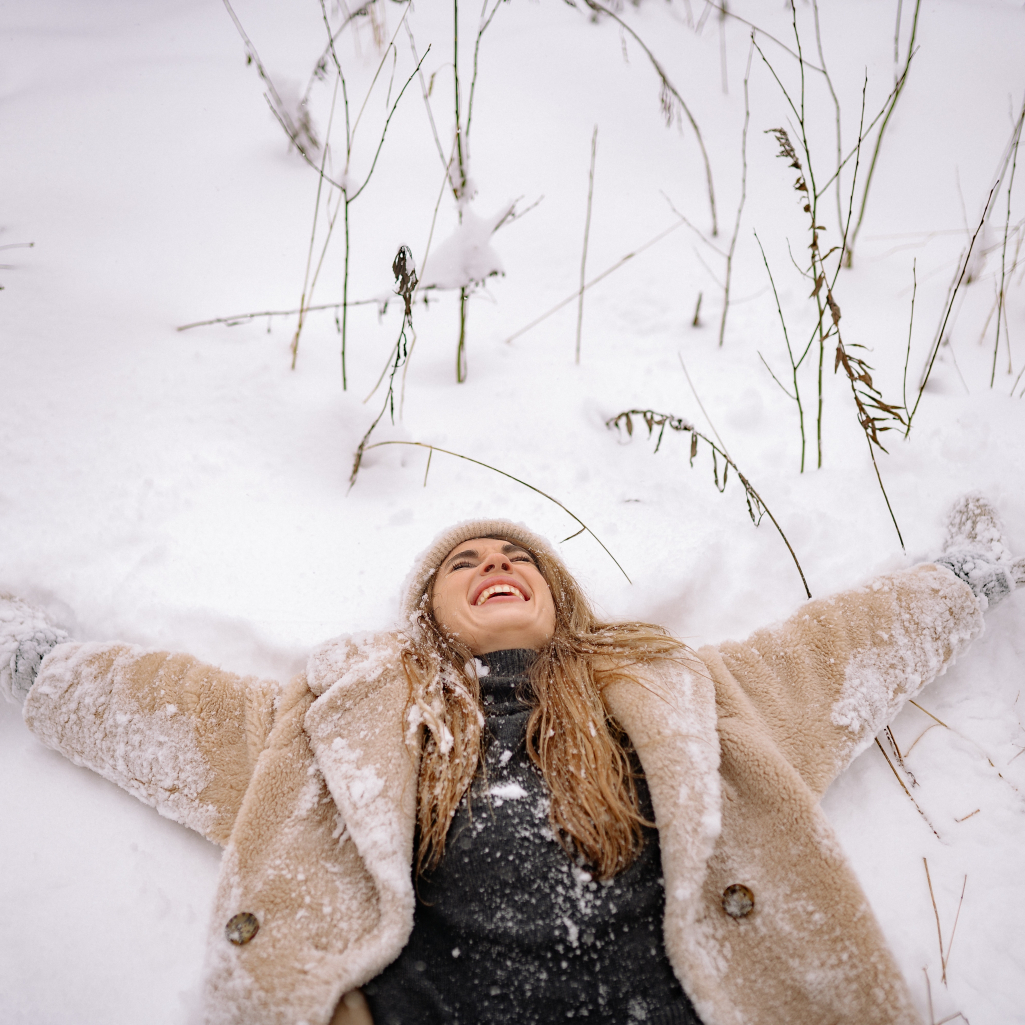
top-left (2, 496), bottom-right (1023, 1025)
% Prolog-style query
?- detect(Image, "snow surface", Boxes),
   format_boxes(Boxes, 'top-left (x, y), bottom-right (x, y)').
top-left (2, 0), bottom-right (1024, 1022)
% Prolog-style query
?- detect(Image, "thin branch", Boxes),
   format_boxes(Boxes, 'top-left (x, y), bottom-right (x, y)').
top-left (291, 75), bottom-right (341, 369)
top-left (719, 38), bottom-right (754, 347)
top-left (465, 0), bottom-right (505, 144)
top-left (909, 184), bottom-right (1000, 430)
top-left (909, 699), bottom-right (949, 729)
top-left (846, 0), bottom-right (921, 264)
top-left (503, 218), bottom-right (686, 345)
top-left (876, 740), bottom-right (940, 838)
top-left (349, 49), bottom-right (429, 201)
top-left (810, 0), bottom-right (844, 236)
top-left (581, 0), bottom-right (718, 235)
top-left (701, 1), bottom-right (824, 72)
top-left (176, 296), bottom-right (400, 332)
top-left (992, 95), bottom-right (1024, 387)
top-left (608, 409), bottom-right (811, 598)
top-left (576, 125), bottom-right (598, 364)
top-left (902, 260), bottom-right (917, 415)
top-left (755, 229), bottom-right (806, 470)
top-left (355, 440), bottom-right (631, 583)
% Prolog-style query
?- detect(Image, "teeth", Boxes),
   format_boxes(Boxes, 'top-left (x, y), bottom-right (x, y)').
top-left (475, 583), bottom-right (525, 606)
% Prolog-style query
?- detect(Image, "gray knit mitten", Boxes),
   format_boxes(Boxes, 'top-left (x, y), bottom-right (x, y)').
top-left (0, 593), bottom-right (71, 705)
top-left (934, 494), bottom-right (1025, 610)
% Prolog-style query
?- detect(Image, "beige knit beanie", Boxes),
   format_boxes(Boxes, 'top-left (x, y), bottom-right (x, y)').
top-left (399, 518), bottom-right (567, 626)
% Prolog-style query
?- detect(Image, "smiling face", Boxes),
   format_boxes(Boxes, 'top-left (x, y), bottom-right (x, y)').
top-left (430, 536), bottom-right (557, 655)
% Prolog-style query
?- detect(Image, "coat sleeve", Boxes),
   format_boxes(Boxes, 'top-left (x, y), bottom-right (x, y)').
top-left (697, 564), bottom-right (984, 798)
top-left (22, 641), bottom-right (284, 845)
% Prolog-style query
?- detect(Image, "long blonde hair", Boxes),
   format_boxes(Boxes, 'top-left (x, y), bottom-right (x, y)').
top-left (402, 534), bottom-right (693, 881)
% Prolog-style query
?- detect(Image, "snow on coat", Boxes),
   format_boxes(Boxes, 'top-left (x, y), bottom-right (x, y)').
top-left (22, 564), bottom-right (981, 1025)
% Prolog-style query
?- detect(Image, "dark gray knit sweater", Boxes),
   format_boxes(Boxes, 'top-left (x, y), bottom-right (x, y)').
top-left (363, 649), bottom-right (702, 1025)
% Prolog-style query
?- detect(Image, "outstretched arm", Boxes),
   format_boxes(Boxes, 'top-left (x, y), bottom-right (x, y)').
top-left (700, 496), bottom-right (1021, 798)
top-left (3, 596), bottom-right (283, 846)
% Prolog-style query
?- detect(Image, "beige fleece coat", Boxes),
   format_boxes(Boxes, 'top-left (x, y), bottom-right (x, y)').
top-left (23, 564), bottom-right (981, 1025)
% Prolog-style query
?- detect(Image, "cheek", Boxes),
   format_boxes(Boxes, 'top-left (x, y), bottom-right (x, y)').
top-left (430, 583), bottom-right (465, 635)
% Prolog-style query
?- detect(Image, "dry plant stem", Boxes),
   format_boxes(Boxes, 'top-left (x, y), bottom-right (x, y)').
top-left (576, 125), bottom-right (598, 364)
top-left (292, 76), bottom-right (341, 369)
top-left (466, 0), bottom-right (504, 144)
top-left (222, 0), bottom-right (319, 158)
top-left (678, 356), bottom-right (732, 458)
top-left (350, 246), bottom-right (419, 484)
top-left (580, 0), bottom-right (718, 235)
top-left (719, 40), bottom-right (753, 348)
top-left (992, 98), bottom-right (1024, 386)
top-left (902, 260), bottom-right (917, 415)
top-left (504, 218), bottom-right (686, 345)
top-left (754, 230), bottom-right (806, 470)
top-left (894, 0), bottom-right (904, 73)
top-left (876, 739), bottom-right (940, 838)
top-left (923, 858), bottom-right (968, 985)
top-left (451, 0), bottom-right (505, 382)
top-left (453, 0), bottom-right (467, 199)
top-left (909, 184), bottom-right (999, 431)
top-left (763, 42), bottom-right (907, 544)
top-left (354, 440), bottom-right (631, 584)
top-left (846, 0), bottom-right (921, 266)
top-left (702, 2), bottom-right (822, 72)
top-left (607, 409), bottom-right (811, 598)
top-left (691, 292), bottom-right (702, 326)
top-left (176, 297), bottom-right (391, 332)
top-left (315, 0), bottom-right (421, 387)
top-left (718, 4), bottom-right (728, 94)
top-left (905, 722), bottom-right (939, 757)
top-left (810, 0), bottom-right (843, 237)
top-left (909, 699), bottom-right (949, 728)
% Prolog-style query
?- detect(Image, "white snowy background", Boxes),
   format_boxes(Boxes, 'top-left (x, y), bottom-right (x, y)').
top-left (2, 0), bottom-right (1024, 1022)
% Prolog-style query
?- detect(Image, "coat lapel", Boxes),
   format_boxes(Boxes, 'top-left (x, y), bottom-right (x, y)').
top-left (604, 659), bottom-right (723, 1000)
top-left (303, 632), bottom-right (420, 957)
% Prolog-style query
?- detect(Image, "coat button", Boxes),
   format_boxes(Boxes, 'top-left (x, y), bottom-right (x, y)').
top-left (225, 912), bottom-right (260, 945)
top-left (721, 884), bottom-right (755, 919)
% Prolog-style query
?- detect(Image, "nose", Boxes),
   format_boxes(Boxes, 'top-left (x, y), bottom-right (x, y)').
top-left (481, 552), bottom-right (512, 574)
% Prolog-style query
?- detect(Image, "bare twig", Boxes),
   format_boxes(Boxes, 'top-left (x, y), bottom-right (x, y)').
top-left (909, 184), bottom-right (1000, 431)
top-left (905, 722), bottom-right (939, 757)
top-left (923, 859), bottom-right (968, 985)
top-left (503, 219), bottom-right (686, 345)
top-left (176, 296), bottom-right (400, 332)
top-left (608, 409), bottom-right (811, 598)
top-left (810, 0), bottom-right (844, 237)
top-left (846, 0), bottom-right (921, 265)
top-left (992, 96), bottom-right (1024, 387)
top-left (702, 1), bottom-right (824, 72)
top-left (719, 38), bottom-right (753, 347)
top-left (754, 230), bottom-right (806, 470)
top-left (291, 75), bottom-right (341, 369)
top-left (580, 0), bottom-right (718, 235)
top-left (877, 740), bottom-right (940, 838)
top-left (221, 0), bottom-right (320, 158)
top-left (576, 125), bottom-right (598, 364)
top-left (909, 699), bottom-right (949, 729)
top-left (353, 440), bottom-right (631, 584)
top-left (350, 245), bottom-right (419, 483)
top-left (902, 260), bottom-right (917, 416)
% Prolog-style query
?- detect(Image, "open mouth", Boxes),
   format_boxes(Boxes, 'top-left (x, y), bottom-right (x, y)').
top-left (474, 583), bottom-right (528, 606)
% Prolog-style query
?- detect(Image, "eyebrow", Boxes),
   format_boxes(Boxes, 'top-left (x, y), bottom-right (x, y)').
top-left (443, 543), bottom-right (533, 569)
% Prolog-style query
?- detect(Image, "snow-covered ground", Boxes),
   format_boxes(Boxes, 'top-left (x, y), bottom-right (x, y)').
top-left (2, 1), bottom-right (1024, 1021)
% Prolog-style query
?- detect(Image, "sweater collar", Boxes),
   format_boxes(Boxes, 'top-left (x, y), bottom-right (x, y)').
top-left (478, 648), bottom-right (536, 679)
